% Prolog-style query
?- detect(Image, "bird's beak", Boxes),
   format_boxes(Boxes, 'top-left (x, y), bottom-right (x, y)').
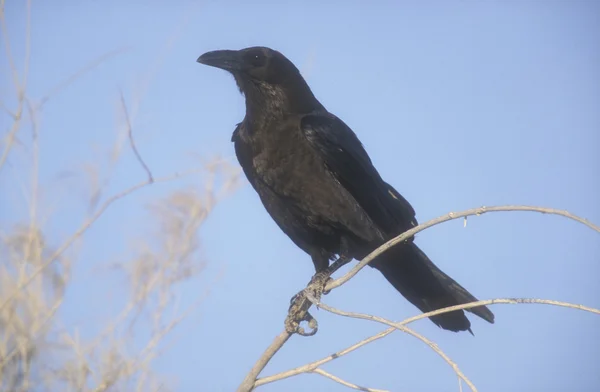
top-left (196, 50), bottom-right (243, 72)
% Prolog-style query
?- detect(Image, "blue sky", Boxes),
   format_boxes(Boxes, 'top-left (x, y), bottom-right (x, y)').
top-left (2, 1), bottom-right (599, 391)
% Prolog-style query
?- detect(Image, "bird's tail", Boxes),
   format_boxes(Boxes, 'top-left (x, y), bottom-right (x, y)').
top-left (370, 242), bottom-right (495, 333)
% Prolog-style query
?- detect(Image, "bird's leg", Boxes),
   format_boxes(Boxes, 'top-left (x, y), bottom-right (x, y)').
top-left (320, 254), bottom-right (351, 295)
top-left (289, 253), bottom-right (351, 307)
top-left (320, 238), bottom-right (353, 294)
top-left (286, 243), bottom-right (353, 336)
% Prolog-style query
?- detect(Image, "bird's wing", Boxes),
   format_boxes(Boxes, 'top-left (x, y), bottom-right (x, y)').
top-left (301, 112), bottom-right (418, 236)
top-left (231, 122), bottom-right (258, 189)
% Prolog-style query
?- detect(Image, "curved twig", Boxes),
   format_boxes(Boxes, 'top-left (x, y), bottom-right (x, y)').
top-left (401, 298), bottom-right (600, 326)
top-left (255, 327), bottom-right (395, 387)
top-left (311, 368), bottom-right (388, 392)
top-left (305, 293), bottom-right (478, 392)
top-left (120, 91), bottom-right (153, 182)
top-left (326, 205), bottom-right (600, 291)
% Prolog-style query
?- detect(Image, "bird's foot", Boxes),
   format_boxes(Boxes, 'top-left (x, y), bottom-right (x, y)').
top-left (285, 297), bottom-right (318, 336)
top-left (286, 291), bottom-right (318, 336)
top-left (307, 270), bottom-right (333, 300)
top-left (285, 270), bottom-right (332, 336)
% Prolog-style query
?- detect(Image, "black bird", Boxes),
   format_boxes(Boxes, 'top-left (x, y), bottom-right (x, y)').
top-left (197, 46), bottom-right (494, 333)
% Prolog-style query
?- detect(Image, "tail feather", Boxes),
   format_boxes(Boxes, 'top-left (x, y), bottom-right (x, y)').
top-left (370, 242), bottom-right (494, 333)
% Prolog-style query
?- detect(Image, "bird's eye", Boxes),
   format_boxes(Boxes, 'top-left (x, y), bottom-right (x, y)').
top-left (248, 51), bottom-right (265, 66)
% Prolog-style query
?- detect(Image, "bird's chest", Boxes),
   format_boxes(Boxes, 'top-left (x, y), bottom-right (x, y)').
top-left (250, 129), bottom-right (327, 196)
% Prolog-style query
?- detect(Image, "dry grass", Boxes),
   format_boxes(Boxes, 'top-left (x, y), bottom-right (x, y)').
top-left (0, 3), bottom-right (240, 390)
top-left (0, 167), bottom-right (239, 392)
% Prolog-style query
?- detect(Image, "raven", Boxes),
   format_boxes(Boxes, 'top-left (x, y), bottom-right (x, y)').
top-left (197, 46), bottom-right (494, 333)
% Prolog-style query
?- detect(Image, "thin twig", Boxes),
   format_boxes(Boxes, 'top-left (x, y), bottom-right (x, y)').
top-left (0, 0), bottom-right (31, 169)
top-left (35, 47), bottom-right (131, 110)
top-left (0, 0), bottom-right (20, 92)
top-left (0, 103), bottom-right (24, 174)
top-left (0, 168), bottom-right (204, 312)
top-left (326, 205), bottom-right (600, 291)
top-left (0, 1), bottom-right (26, 174)
top-left (305, 293), bottom-right (478, 392)
top-left (236, 330), bottom-right (292, 392)
top-left (120, 91), bottom-right (153, 182)
top-left (311, 368), bottom-right (388, 392)
top-left (255, 328), bottom-right (394, 387)
top-left (21, 0), bottom-right (32, 98)
top-left (401, 298), bottom-right (600, 326)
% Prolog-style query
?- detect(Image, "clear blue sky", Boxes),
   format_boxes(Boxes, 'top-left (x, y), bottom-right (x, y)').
top-left (2, 1), bottom-right (599, 391)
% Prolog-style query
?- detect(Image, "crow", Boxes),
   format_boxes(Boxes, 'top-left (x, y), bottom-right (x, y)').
top-left (196, 46), bottom-right (494, 333)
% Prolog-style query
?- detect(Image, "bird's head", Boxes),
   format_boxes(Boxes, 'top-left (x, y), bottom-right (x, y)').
top-left (196, 46), bottom-right (322, 114)
top-left (197, 46), bottom-right (298, 85)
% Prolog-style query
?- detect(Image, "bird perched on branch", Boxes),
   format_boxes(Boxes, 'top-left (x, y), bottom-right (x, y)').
top-left (196, 46), bottom-right (494, 333)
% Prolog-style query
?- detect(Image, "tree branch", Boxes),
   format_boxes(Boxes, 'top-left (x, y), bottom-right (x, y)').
top-left (238, 205), bottom-right (600, 391)
top-left (400, 298), bottom-right (600, 326)
top-left (236, 330), bottom-right (292, 392)
top-left (305, 293), bottom-right (477, 392)
top-left (255, 327), bottom-right (394, 387)
top-left (259, 297), bottom-right (600, 390)
top-left (311, 368), bottom-right (388, 392)
top-left (326, 205), bottom-right (600, 291)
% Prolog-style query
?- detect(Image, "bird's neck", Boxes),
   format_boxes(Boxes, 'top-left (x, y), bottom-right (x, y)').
top-left (238, 78), bottom-right (324, 127)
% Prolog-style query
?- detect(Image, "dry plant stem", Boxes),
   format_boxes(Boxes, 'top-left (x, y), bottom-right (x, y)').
top-left (0, 105), bottom-right (24, 173)
top-left (36, 47), bottom-right (131, 110)
top-left (236, 330), bottom-right (292, 392)
top-left (305, 293), bottom-right (478, 392)
top-left (0, 0), bottom-right (29, 174)
top-left (120, 91), bottom-right (153, 182)
top-left (311, 368), bottom-right (389, 392)
top-left (255, 327), bottom-right (394, 387)
top-left (326, 205), bottom-right (600, 291)
top-left (0, 168), bottom-right (204, 312)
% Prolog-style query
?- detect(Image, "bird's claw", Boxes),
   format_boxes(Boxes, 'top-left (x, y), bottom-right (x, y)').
top-left (308, 270), bottom-right (333, 298)
top-left (285, 270), bottom-right (332, 336)
top-left (286, 291), bottom-right (319, 336)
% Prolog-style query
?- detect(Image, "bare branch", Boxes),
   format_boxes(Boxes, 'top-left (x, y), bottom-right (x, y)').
top-left (258, 297), bottom-right (600, 390)
top-left (240, 204), bottom-right (600, 391)
top-left (236, 331), bottom-right (292, 392)
top-left (401, 298), bottom-right (600, 326)
top-left (311, 368), bottom-right (388, 392)
top-left (119, 91), bottom-right (153, 182)
top-left (305, 293), bottom-right (477, 392)
top-left (255, 327), bottom-right (394, 387)
top-left (326, 205), bottom-right (600, 291)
